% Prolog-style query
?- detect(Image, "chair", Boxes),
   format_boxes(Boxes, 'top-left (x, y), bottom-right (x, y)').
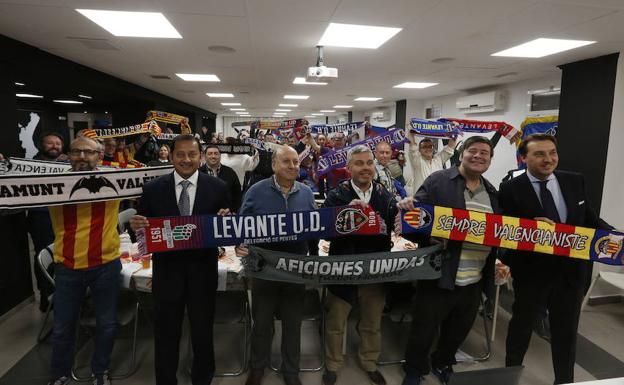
top-left (582, 270), bottom-right (624, 311)
top-left (456, 296), bottom-right (491, 363)
top-left (270, 288), bottom-right (325, 372)
top-left (36, 246), bottom-right (55, 342)
top-left (36, 244), bottom-right (141, 381)
top-left (376, 295), bottom-right (491, 366)
top-left (210, 290), bottom-right (252, 377)
top-left (117, 208), bottom-right (137, 234)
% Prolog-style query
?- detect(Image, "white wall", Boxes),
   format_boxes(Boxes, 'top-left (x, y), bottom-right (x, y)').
top-left (590, 51), bottom-right (624, 297)
top-left (351, 104), bottom-right (396, 128)
top-left (414, 75), bottom-right (562, 186)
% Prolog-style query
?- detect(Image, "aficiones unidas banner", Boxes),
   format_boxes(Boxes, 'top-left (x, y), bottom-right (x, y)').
top-left (400, 203), bottom-right (624, 265)
top-left (138, 205), bottom-right (387, 254)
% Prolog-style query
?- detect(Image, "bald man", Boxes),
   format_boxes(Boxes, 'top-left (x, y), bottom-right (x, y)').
top-left (237, 145), bottom-right (316, 385)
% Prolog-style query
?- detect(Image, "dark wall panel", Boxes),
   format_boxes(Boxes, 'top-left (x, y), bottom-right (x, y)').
top-left (396, 99), bottom-right (406, 128)
top-left (557, 53), bottom-right (619, 212)
top-left (0, 60), bottom-right (33, 316)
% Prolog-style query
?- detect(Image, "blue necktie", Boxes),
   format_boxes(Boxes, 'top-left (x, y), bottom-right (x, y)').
top-left (178, 180), bottom-right (191, 216)
top-left (538, 180), bottom-right (561, 223)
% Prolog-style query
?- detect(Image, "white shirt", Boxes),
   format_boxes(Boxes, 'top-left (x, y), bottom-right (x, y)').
top-left (173, 170), bottom-right (199, 214)
top-left (526, 170), bottom-right (567, 223)
top-left (408, 145), bottom-right (454, 192)
top-left (351, 180), bottom-right (372, 204)
top-left (221, 152), bottom-right (260, 185)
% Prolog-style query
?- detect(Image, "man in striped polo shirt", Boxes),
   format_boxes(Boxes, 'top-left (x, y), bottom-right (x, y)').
top-left (397, 136), bottom-right (500, 385)
top-left (47, 136), bottom-right (121, 385)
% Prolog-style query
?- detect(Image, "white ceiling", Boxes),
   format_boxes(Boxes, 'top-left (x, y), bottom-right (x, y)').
top-left (1, 0), bottom-right (624, 117)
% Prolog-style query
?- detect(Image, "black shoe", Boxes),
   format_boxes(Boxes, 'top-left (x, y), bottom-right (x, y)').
top-left (322, 370), bottom-right (337, 385)
top-left (366, 370), bottom-right (387, 385)
top-left (431, 365), bottom-right (453, 385)
top-left (283, 374), bottom-right (302, 385)
top-left (245, 369), bottom-right (264, 385)
top-left (401, 374), bottom-right (423, 385)
top-left (47, 376), bottom-right (70, 385)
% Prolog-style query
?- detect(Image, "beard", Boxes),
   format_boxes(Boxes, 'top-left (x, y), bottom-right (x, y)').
top-left (43, 148), bottom-right (61, 159)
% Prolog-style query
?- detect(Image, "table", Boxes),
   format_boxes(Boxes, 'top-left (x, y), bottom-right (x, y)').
top-left (119, 245), bottom-right (244, 293)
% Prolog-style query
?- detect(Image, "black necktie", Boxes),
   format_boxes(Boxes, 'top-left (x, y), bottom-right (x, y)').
top-left (538, 180), bottom-right (561, 223)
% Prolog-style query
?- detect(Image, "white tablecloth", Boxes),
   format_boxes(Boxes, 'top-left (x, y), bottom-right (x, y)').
top-left (120, 246), bottom-right (243, 292)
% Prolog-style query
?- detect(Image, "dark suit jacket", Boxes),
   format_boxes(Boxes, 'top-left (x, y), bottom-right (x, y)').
top-left (499, 170), bottom-right (611, 288)
top-left (407, 166), bottom-right (501, 297)
top-left (199, 164), bottom-right (242, 211)
top-left (137, 172), bottom-right (230, 296)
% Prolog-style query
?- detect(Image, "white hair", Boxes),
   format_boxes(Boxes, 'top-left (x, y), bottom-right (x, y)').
top-left (347, 144), bottom-right (373, 164)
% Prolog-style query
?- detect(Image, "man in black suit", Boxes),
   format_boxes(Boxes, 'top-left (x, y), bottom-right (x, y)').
top-left (501, 133), bottom-right (611, 384)
top-left (200, 144), bottom-right (242, 211)
top-left (131, 134), bottom-right (231, 385)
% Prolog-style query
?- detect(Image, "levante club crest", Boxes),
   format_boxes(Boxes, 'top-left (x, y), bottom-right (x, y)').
top-left (403, 208), bottom-right (432, 230)
top-left (335, 207), bottom-right (369, 234)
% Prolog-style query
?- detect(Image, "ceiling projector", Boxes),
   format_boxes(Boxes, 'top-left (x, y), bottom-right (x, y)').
top-left (306, 46), bottom-right (338, 82)
top-left (306, 65), bottom-right (338, 82)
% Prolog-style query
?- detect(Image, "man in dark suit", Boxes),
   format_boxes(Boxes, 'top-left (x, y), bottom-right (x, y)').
top-left (501, 133), bottom-right (612, 384)
top-left (131, 134), bottom-right (231, 385)
top-left (200, 144), bottom-right (242, 211)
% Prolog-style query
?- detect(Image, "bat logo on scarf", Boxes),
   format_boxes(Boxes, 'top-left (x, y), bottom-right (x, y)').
top-left (69, 175), bottom-right (118, 197)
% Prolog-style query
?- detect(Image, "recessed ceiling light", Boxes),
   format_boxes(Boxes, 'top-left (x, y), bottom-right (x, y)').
top-left (14, 82), bottom-right (25, 86)
top-left (333, 105), bottom-right (353, 108)
top-left (320, 109), bottom-right (335, 113)
top-left (230, 108), bottom-right (246, 111)
top-left (78, 94), bottom-right (93, 99)
top-left (53, 99), bottom-right (83, 104)
top-left (318, 22), bottom-right (402, 49)
top-left (275, 109), bottom-right (291, 112)
top-left (273, 114), bottom-right (287, 117)
top-left (176, 73), bottom-right (220, 82)
top-left (221, 102), bottom-right (241, 106)
top-left (235, 111), bottom-right (249, 115)
top-left (311, 113), bottom-right (324, 116)
top-left (293, 77), bottom-right (327, 86)
top-left (83, 111), bottom-right (88, 114)
top-left (284, 95), bottom-right (309, 100)
top-left (76, 9), bottom-right (182, 38)
top-left (354, 97), bottom-right (382, 101)
top-left (393, 82), bottom-right (438, 89)
top-left (279, 103), bottom-right (298, 107)
top-left (491, 38), bottom-right (595, 58)
top-left (304, 115), bottom-right (315, 118)
top-left (16, 93), bottom-right (43, 98)
top-left (207, 93), bottom-right (234, 98)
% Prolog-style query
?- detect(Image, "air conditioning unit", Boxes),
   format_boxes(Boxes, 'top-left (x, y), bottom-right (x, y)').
top-left (456, 91), bottom-right (506, 114)
top-left (371, 107), bottom-right (391, 122)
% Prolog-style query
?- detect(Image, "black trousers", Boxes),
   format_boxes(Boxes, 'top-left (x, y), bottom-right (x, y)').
top-left (505, 272), bottom-right (584, 384)
top-left (250, 278), bottom-right (305, 375)
top-left (153, 256), bottom-right (217, 385)
top-left (404, 280), bottom-right (481, 375)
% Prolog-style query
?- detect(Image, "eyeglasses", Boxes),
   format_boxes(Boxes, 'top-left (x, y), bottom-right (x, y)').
top-left (69, 149), bottom-right (100, 156)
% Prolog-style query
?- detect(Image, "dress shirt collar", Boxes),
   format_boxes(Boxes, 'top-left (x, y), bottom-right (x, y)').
top-left (526, 169), bottom-right (556, 184)
top-left (174, 169), bottom-right (199, 186)
top-left (350, 180), bottom-right (372, 203)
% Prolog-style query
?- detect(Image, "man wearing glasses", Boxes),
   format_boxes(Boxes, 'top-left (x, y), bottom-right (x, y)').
top-left (405, 133), bottom-right (457, 195)
top-left (47, 136), bottom-right (122, 385)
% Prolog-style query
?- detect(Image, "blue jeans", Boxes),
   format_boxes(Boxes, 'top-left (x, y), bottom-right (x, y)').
top-left (50, 259), bottom-right (121, 379)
